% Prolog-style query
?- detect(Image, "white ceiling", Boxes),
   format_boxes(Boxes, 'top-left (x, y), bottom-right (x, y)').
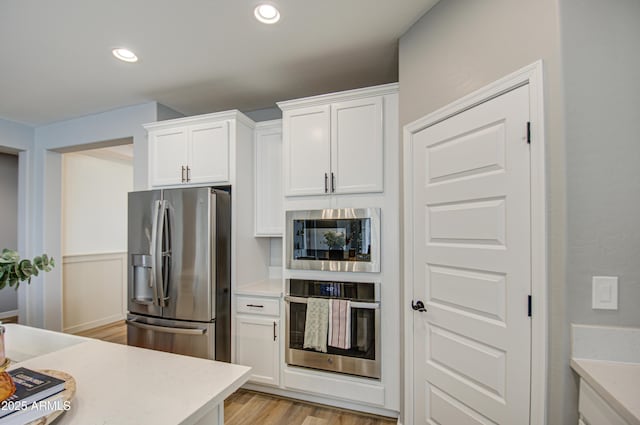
top-left (0, 0), bottom-right (438, 126)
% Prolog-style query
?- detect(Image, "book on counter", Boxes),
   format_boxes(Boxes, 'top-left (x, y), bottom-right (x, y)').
top-left (0, 368), bottom-right (66, 422)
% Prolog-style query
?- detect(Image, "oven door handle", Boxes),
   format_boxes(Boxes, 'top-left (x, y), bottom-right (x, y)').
top-left (284, 295), bottom-right (380, 310)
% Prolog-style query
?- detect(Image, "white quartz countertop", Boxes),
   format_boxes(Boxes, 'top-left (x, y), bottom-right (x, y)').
top-left (234, 278), bottom-right (282, 297)
top-left (5, 324), bottom-right (251, 425)
top-left (571, 358), bottom-right (640, 425)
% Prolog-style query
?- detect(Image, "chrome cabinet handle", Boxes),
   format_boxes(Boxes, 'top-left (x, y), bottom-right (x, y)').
top-left (273, 321), bottom-right (277, 341)
top-left (324, 173), bottom-right (328, 193)
top-left (331, 172), bottom-right (335, 192)
top-left (181, 165), bottom-right (186, 183)
top-left (246, 304), bottom-right (264, 308)
top-left (186, 166), bottom-right (191, 182)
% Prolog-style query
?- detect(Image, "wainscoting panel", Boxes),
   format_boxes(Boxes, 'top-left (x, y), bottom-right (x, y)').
top-left (63, 252), bottom-right (126, 333)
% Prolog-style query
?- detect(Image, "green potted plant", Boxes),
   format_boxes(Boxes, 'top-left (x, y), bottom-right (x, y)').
top-left (323, 230), bottom-right (345, 260)
top-left (0, 249), bottom-right (55, 289)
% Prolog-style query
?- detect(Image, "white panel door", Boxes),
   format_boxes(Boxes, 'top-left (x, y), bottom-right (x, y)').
top-left (255, 124), bottom-right (283, 236)
top-left (283, 105), bottom-right (330, 196)
top-left (331, 97), bottom-right (383, 194)
top-left (149, 128), bottom-right (188, 186)
top-left (236, 316), bottom-right (280, 386)
top-left (411, 85), bottom-right (531, 424)
top-left (189, 121), bottom-right (229, 184)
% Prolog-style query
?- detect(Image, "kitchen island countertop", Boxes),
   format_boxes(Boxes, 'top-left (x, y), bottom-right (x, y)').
top-left (4, 324), bottom-right (251, 425)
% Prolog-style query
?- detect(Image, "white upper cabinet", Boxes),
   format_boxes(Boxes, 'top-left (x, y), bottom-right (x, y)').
top-left (282, 105), bottom-right (331, 196)
top-left (145, 112), bottom-right (246, 187)
top-left (331, 97), bottom-right (383, 194)
top-left (278, 84), bottom-right (395, 197)
top-left (149, 127), bottom-right (189, 187)
top-left (189, 121), bottom-right (229, 184)
top-left (255, 120), bottom-right (283, 236)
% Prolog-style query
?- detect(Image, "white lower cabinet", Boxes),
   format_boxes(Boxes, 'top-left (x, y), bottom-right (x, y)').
top-left (236, 315), bottom-right (280, 386)
top-left (578, 379), bottom-right (630, 425)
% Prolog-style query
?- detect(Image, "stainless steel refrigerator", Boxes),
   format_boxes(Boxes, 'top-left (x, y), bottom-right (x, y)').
top-left (126, 187), bottom-right (231, 362)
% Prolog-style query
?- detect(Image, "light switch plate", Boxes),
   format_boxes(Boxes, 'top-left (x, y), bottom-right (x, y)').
top-left (592, 276), bottom-right (618, 310)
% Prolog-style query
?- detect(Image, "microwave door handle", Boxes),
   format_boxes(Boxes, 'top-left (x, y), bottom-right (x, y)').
top-left (284, 296), bottom-right (380, 310)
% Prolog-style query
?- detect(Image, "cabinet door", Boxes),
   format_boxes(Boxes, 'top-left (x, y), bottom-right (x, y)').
top-left (331, 97), bottom-right (383, 194)
top-left (188, 121), bottom-right (230, 184)
top-left (236, 316), bottom-right (280, 386)
top-left (149, 128), bottom-right (188, 186)
top-left (255, 123), bottom-right (283, 236)
top-left (283, 105), bottom-right (330, 196)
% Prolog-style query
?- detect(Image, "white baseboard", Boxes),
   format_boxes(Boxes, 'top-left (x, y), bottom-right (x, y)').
top-left (242, 383), bottom-right (400, 419)
top-left (0, 310), bottom-right (18, 320)
top-left (64, 314), bottom-right (124, 334)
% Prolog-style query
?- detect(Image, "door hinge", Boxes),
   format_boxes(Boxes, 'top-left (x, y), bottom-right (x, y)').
top-left (528, 295), bottom-right (532, 317)
top-left (527, 121), bottom-right (531, 144)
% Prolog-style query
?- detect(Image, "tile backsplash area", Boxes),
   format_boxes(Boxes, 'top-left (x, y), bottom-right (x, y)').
top-left (572, 324), bottom-right (640, 363)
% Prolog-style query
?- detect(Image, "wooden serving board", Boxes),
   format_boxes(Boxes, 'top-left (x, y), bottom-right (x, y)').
top-left (28, 370), bottom-right (76, 425)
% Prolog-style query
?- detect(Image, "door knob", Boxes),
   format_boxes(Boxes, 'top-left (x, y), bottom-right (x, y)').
top-left (412, 300), bottom-right (427, 312)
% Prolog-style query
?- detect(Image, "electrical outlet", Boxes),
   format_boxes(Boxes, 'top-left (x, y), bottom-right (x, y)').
top-left (592, 276), bottom-right (618, 310)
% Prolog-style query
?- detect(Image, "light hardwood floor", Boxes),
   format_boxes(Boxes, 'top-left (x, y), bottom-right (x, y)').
top-left (75, 320), bottom-right (127, 344)
top-left (78, 321), bottom-right (397, 425)
top-left (225, 390), bottom-right (397, 425)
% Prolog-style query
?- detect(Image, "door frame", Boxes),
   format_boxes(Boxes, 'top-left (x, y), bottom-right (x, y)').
top-left (402, 60), bottom-right (547, 425)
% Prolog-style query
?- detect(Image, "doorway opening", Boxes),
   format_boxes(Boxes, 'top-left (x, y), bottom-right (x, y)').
top-left (0, 151), bottom-right (19, 322)
top-left (58, 140), bottom-right (133, 334)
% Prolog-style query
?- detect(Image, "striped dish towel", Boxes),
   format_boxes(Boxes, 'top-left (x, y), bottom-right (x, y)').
top-left (328, 299), bottom-right (351, 349)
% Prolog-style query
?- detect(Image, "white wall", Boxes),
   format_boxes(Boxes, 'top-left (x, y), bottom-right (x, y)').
top-left (399, 1), bottom-right (567, 423)
top-left (0, 153), bottom-right (19, 314)
top-left (62, 152), bottom-right (132, 255)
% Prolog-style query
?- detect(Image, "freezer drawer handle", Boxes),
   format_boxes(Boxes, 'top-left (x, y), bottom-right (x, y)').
top-left (126, 319), bottom-right (207, 336)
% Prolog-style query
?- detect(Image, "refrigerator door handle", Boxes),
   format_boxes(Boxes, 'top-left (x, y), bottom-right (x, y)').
top-left (149, 200), bottom-right (161, 307)
top-left (155, 200), bottom-right (169, 307)
top-left (126, 319), bottom-right (207, 335)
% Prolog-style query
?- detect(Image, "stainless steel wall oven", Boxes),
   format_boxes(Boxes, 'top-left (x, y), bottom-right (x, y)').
top-left (285, 279), bottom-right (380, 379)
top-left (286, 208), bottom-right (380, 273)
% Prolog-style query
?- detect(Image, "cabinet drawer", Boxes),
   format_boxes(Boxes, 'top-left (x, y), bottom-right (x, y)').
top-left (236, 296), bottom-right (280, 316)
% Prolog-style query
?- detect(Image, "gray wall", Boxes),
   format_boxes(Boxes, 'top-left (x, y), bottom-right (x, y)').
top-left (562, 0), bottom-right (640, 404)
top-left (0, 153), bottom-right (19, 313)
top-left (243, 107), bottom-right (282, 122)
top-left (398, 0), bottom-right (570, 423)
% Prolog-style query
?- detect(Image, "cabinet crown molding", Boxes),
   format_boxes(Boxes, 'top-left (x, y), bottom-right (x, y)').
top-left (276, 83), bottom-right (398, 111)
top-left (143, 109), bottom-right (255, 131)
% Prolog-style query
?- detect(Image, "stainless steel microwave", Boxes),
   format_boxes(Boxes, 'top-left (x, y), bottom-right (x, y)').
top-left (286, 208), bottom-right (380, 273)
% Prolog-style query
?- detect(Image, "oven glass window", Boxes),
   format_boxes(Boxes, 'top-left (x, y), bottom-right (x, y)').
top-left (289, 302), bottom-right (376, 360)
top-left (292, 218), bottom-right (371, 263)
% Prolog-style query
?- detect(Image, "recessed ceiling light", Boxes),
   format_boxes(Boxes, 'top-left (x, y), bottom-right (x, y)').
top-left (112, 48), bottom-right (138, 63)
top-left (254, 4), bottom-right (280, 24)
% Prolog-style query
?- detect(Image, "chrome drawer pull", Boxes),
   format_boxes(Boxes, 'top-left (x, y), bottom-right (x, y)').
top-left (246, 304), bottom-right (264, 308)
